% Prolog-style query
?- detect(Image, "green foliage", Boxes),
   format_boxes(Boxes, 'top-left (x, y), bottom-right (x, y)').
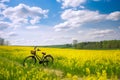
top-left (43, 44), bottom-right (72, 48)
top-left (76, 40), bottom-right (120, 49)
top-left (43, 40), bottom-right (120, 49)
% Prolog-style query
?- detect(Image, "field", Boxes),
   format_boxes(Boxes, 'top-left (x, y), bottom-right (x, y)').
top-left (0, 46), bottom-right (120, 80)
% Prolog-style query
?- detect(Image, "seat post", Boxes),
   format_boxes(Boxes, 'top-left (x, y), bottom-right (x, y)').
top-left (34, 46), bottom-right (37, 50)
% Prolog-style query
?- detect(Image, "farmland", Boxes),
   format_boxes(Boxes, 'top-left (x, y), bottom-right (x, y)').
top-left (0, 46), bottom-right (120, 80)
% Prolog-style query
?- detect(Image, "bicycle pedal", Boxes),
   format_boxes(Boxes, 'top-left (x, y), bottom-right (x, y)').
top-left (39, 61), bottom-right (43, 64)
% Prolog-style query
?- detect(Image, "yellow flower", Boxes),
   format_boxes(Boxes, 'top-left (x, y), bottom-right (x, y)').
top-left (72, 75), bottom-right (78, 80)
top-left (86, 68), bottom-right (90, 75)
top-left (66, 73), bottom-right (72, 78)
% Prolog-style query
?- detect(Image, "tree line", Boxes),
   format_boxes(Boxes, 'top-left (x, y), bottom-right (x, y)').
top-left (73, 40), bottom-right (120, 49)
top-left (0, 37), bottom-right (9, 45)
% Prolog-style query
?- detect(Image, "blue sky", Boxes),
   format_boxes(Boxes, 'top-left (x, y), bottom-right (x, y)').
top-left (0, 0), bottom-right (120, 45)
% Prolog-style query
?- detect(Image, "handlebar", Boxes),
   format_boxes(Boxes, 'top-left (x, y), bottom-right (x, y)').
top-left (34, 46), bottom-right (41, 51)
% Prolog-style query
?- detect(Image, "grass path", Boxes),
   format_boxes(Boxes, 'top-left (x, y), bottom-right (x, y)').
top-left (0, 56), bottom-right (66, 79)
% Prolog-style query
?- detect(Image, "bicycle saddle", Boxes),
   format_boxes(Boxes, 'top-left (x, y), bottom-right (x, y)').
top-left (42, 52), bottom-right (46, 55)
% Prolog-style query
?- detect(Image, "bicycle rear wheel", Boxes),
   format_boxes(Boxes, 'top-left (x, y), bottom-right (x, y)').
top-left (23, 56), bottom-right (36, 67)
top-left (43, 55), bottom-right (54, 66)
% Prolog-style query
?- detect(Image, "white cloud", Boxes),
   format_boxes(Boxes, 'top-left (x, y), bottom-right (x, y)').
top-left (0, 4), bottom-right (49, 39)
top-left (57, 0), bottom-right (86, 8)
top-left (61, 9), bottom-right (105, 20)
top-left (0, 3), bottom-right (7, 9)
top-left (0, 0), bottom-right (10, 3)
top-left (54, 9), bottom-right (106, 31)
top-left (44, 38), bottom-right (55, 42)
top-left (78, 30), bottom-right (83, 34)
top-left (0, 0), bottom-right (9, 10)
top-left (70, 29), bottom-right (117, 41)
top-left (54, 9), bottom-right (120, 31)
top-left (54, 21), bottom-right (76, 31)
top-left (79, 5), bottom-right (85, 9)
top-left (30, 16), bottom-right (41, 25)
top-left (56, 0), bottom-right (61, 2)
top-left (118, 26), bottom-right (120, 29)
top-left (106, 11), bottom-right (120, 21)
top-left (88, 29), bottom-right (114, 38)
top-left (0, 21), bottom-right (10, 30)
top-left (0, 31), bottom-right (4, 35)
top-left (2, 4), bottom-right (48, 25)
top-left (89, 29), bottom-right (114, 35)
top-left (26, 26), bottom-right (39, 30)
top-left (11, 39), bottom-right (38, 45)
top-left (7, 32), bottom-right (18, 37)
top-left (0, 31), bottom-right (18, 38)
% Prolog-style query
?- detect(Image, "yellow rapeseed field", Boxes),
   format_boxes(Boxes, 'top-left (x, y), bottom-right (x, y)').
top-left (0, 46), bottom-right (120, 80)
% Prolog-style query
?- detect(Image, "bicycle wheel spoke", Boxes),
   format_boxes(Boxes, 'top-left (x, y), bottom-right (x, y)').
top-left (43, 55), bottom-right (53, 66)
top-left (23, 56), bottom-right (36, 67)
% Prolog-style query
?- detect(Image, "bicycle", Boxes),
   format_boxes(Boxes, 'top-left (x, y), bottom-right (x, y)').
top-left (23, 46), bottom-right (54, 67)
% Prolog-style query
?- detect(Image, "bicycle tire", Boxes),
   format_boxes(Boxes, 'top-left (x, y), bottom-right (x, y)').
top-left (43, 55), bottom-right (54, 66)
top-left (23, 56), bottom-right (36, 67)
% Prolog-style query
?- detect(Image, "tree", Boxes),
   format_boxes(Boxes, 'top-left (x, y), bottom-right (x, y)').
top-left (0, 37), bottom-right (10, 45)
top-left (65, 44), bottom-right (72, 48)
top-left (0, 37), bottom-right (4, 45)
top-left (72, 40), bottom-right (78, 48)
top-left (74, 40), bottom-right (120, 49)
top-left (4, 41), bottom-right (10, 45)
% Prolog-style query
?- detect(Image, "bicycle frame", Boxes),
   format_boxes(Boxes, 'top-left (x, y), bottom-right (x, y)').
top-left (34, 54), bottom-right (45, 62)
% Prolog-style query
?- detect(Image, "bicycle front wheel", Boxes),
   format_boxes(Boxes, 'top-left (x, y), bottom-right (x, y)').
top-left (23, 56), bottom-right (36, 67)
top-left (43, 55), bottom-right (54, 66)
